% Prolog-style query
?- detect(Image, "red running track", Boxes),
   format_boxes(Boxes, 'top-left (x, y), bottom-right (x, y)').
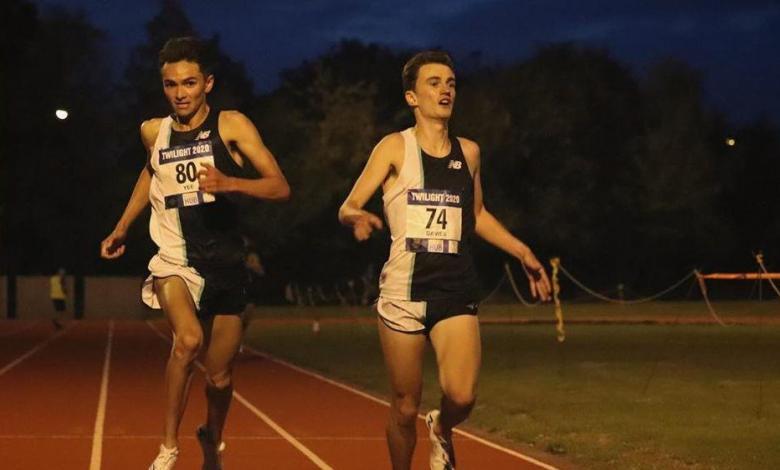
top-left (0, 320), bottom-right (560, 469)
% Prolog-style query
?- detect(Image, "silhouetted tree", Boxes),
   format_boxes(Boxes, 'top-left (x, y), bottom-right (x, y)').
top-left (634, 59), bottom-right (730, 281)
top-left (4, 1), bottom-right (114, 274)
top-left (721, 118), bottom-right (780, 259)
top-left (247, 41), bottom-right (409, 281)
top-left (456, 44), bottom-right (644, 288)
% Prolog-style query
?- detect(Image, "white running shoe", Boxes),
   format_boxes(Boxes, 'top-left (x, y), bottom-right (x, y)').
top-left (425, 410), bottom-right (456, 470)
top-left (197, 425), bottom-right (226, 470)
top-left (148, 444), bottom-right (178, 470)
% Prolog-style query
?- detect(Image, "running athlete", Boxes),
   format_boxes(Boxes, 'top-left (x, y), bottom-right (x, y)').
top-left (100, 37), bottom-right (290, 470)
top-left (339, 51), bottom-right (551, 470)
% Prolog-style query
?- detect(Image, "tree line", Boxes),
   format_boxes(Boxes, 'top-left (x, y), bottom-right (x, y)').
top-left (3, 0), bottom-right (778, 299)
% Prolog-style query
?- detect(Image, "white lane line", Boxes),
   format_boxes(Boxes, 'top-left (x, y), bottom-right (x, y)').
top-left (0, 434), bottom-right (386, 441)
top-left (231, 392), bottom-right (334, 469)
top-left (89, 320), bottom-right (114, 470)
top-left (145, 321), bottom-right (334, 470)
top-left (0, 326), bottom-right (69, 377)
top-left (243, 345), bottom-right (559, 470)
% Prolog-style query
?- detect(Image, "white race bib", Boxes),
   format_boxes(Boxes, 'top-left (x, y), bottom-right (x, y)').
top-left (158, 140), bottom-right (216, 209)
top-left (405, 189), bottom-right (462, 254)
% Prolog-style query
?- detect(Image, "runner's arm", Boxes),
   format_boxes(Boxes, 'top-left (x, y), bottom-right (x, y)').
top-left (462, 138), bottom-right (551, 300)
top-left (100, 120), bottom-right (157, 259)
top-left (199, 111), bottom-right (290, 201)
top-left (338, 134), bottom-right (401, 240)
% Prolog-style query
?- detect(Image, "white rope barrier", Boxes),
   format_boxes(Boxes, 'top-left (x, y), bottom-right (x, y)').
top-left (503, 262), bottom-right (541, 307)
top-left (693, 270), bottom-right (728, 326)
top-left (557, 264), bottom-right (697, 305)
top-left (756, 253), bottom-right (780, 299)
top-left (480, 272), bottom-right (509, 303)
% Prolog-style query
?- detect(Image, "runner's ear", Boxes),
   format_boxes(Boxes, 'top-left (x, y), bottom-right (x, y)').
top-left (404, 90), bottom-right (417, 108)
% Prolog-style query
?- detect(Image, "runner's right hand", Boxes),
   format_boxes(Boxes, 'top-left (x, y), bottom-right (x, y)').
top-left (100, 229), bottom-right (127, 259)
top-left (353, 212), bottom-right (383, 241)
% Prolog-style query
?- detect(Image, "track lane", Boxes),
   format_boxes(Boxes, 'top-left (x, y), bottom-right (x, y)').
top-left (0, 319), bottom-right (560, 469)
top-left (234, 346), bottom-right (557, 469)
top-left (102, 320), bottom-right (321, 469)
top-left (0, 321), bottom-right (59, 368)
top-left (0, 322), bottom-right (108, 469)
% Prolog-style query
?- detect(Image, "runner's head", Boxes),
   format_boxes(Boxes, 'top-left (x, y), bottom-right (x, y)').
top-left (402, 51), bottom-right (456, 121)
top-left (158, 37), bottom-right (215, 120)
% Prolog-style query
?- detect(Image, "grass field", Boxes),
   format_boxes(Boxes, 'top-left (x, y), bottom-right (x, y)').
top-left (244, 301), bottom-right (780, 469)
top-left (246, 300), bottom-right (780, 322)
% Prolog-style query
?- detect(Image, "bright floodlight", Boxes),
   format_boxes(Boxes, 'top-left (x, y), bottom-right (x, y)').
top-left (55, 109), bottom-right (69, 120)
top-left (726, 137), bottom-right (736, 147)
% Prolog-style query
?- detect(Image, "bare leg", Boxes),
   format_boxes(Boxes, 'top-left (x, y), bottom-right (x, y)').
top-left (378, 319), bottom-right (427, 470)
top-left (429, 315), bottom-right (481, 441)
top-left (154, 276), bottom-right (203, 450)
top-left (198, 314), bottom-right (244, 469)
top-left (201, 314), bottom-right (244, 443)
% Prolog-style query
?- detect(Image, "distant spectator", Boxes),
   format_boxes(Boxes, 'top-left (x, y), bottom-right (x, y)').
top-left (49, 267), bottom-right (67, 330)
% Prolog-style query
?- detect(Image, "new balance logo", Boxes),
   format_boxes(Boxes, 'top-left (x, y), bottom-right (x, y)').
top-left (447, 160), bottom-right (462, 170)
top-left (195, 130), bottom-right (211, 140)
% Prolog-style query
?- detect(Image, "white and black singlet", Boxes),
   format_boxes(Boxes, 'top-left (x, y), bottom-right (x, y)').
top-left (143, 109), bottom-right (248, 316)
top-left (379, 128), bottom-right (481, 310)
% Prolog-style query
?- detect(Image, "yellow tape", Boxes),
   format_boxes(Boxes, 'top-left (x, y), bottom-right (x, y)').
top-left (550, 257), bottom-right (565, 342)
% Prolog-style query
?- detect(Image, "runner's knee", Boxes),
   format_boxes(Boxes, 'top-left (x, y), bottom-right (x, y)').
top-left (443, 387), bottom-right (476, 412)
top-left (173, 332), bottom-right (202, 361)
top-left (205, 368), bottom-right (232, 389)
top-left (391, 394), bottom-right (420, 427)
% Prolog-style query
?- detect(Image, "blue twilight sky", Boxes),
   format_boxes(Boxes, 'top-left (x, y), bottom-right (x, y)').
top-left (35, 0), bottom-right (780, 123)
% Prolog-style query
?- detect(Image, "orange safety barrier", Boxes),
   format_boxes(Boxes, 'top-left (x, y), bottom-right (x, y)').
top-left (696, 273), bottom-right (780, 280)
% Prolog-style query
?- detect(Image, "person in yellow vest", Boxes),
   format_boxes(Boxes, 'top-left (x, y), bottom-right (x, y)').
top-left (49, 267), bottom-right (67, 330)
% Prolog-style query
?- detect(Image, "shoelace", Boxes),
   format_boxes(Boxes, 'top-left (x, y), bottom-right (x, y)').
top-left (436, 437), bottom-right (453, 462)
top-left (155, 447), bottom-right (178, 466)
top-left (431, 429), bottom-right (454, 466)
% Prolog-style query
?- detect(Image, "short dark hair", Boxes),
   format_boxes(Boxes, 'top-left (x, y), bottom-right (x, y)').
top-left (158, 36), bottom-right (214, 76)
top-left (402, 50), bottom-right (455, 92)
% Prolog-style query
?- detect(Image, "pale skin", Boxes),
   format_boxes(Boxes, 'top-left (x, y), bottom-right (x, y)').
top-left (339, 62), bottom-right (551, 469)
top-left (100, 60), bottom-right (289, 462)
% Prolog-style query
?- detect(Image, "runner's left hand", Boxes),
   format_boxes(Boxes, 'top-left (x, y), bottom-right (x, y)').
top-left (198, 163), bottom-right (233, 193)
top-left (519, 250), bottom-right (552, 301)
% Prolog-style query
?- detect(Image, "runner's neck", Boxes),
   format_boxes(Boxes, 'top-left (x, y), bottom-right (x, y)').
top-left (414, 120), bottom-right (450, 157)
top-left (172, 104), bottom-right (210, 132)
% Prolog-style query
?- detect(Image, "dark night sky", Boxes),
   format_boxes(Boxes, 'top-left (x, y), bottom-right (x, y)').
top-left (35, 0), bottom-right (780, 123)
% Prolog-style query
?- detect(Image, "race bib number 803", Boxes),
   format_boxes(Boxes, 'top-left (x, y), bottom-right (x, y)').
top-left (405, 189), bottom-right (462, 254)
top-left (158, 140), bottom-right (216, 209)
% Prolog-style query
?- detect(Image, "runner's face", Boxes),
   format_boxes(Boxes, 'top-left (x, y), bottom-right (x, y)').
top-left (407, 63), bottom-right (456, 120)
top-left (160, 60), bottom-right (213, 119)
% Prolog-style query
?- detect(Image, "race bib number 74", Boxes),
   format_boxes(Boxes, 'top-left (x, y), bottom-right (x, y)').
top-left (158, 140), bottom-right (216, 209)
top-left (406, 189), bottom-right (462, 254)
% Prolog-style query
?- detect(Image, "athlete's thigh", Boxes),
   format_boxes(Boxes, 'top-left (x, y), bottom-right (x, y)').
top-left (202, 314), bottom-right (244, 372)
top-left (429, 314), bottom-right (481, 395)
top-left (154, 276), bottom-right (201, 337)
top-left (378, 319), bottom-right (427, 398)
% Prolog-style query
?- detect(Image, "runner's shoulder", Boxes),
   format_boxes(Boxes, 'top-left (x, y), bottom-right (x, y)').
top-left (456, 136), bottom-right (480, 169)
top-left (218, 110), bottom-right (253, 130)
top-left (140, 118), bottom-right (164, 148)
top-left (456, 136), bottom-right (479, 158)
top-left (218, 110), bottom-right (259, 141)
top-left (372, 132), bottom-right (405, 164)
